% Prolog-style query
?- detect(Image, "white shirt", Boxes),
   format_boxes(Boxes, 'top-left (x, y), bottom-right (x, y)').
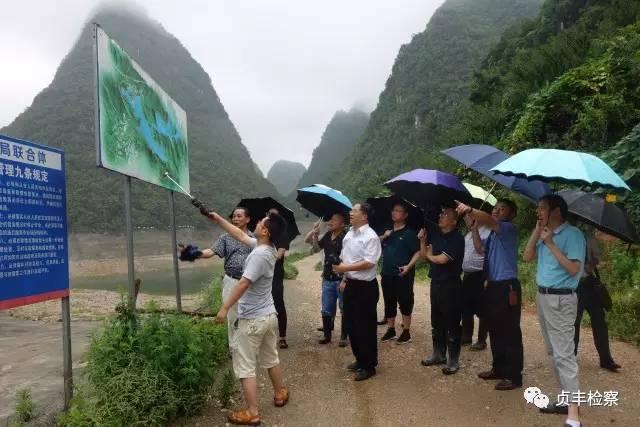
top-left (340, 223), bottom-right (382, 281)
top-left (462, 226), bottom-right (491, 273)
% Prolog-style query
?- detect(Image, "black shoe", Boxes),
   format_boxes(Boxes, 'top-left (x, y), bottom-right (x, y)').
top-left (478, 369), bottom-right (502, 380)
top-left (279, 339), bottom-right (288, 349)
top-left (396, 329), bottom-right (412, 345)
top-left (347, 361), bottom-right (360, 372)
top-left (381, 327), bottom-right (396, 342)
top-left (539, 403), bottom-right (569, 415)
top-left (470, 341), bottom-right (487, 351)
top-left (600, 361), bottom-right (621, 372)
top-left (494, 379), bottom-right (521, 391)
top-left (354, 368), bottom-right (376, 381)
top-left (318, 337), bottom-right (331, 344)
top-left (377, 319), bottom-right (387, 326)
top-left (319, 316), bottom-right (332, 344)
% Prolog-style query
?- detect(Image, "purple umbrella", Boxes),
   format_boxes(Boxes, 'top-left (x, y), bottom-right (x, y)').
top-left (384, 169), bottom-right (471, 218)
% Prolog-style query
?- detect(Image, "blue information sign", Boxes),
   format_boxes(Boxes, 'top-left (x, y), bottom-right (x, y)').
top-left (0, 134), bottom-right (69, 309)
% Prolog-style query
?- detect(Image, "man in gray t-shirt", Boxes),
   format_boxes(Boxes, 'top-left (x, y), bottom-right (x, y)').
top-left (208, 209), bottom-right (290, 425)
top-left (238, 242), bottom-right (277, 319)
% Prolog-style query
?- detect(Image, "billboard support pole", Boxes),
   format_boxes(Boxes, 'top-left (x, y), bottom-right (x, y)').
top-left (124, 175), bottom-right (136, 308)
top-left (61, 296), bottom-right (73, 409)
top-left (169, 190), bottom-right (182, 312)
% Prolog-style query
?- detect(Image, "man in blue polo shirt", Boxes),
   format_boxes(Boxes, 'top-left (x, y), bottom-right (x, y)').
top-left (524, 194), bottom-right (585, 427)
top-left (456, 198), bottom-right (522, 391)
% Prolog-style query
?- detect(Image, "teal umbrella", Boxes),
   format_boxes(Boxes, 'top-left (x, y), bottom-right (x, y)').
top-left (490, 149), bottom-right (631, 191)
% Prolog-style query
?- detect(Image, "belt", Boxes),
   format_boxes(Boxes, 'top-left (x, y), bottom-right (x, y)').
top-left (226, 273), bottom-right (242, 280)
top-left (538, 286), bottom-right (574, 295)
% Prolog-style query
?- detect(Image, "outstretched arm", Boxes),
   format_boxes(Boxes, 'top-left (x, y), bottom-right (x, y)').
top-left (455, 201), bottom-right (499, 232)
top-left (207, 212), bottom-right (254, 247)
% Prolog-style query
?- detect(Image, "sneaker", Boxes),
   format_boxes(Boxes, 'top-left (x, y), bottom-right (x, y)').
top-left (396, 329), bottom-right (412, 345)
top-left (381, 327), bottom-right (397, 342)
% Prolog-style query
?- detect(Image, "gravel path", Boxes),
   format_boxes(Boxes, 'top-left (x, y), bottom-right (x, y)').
top-left (186, 253), bottom-right (640, 426)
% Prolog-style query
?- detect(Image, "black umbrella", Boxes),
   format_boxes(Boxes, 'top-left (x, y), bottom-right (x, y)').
top-left (366, 196), bottom-right (424, 236)
top-left (559, 189), bottom-right (639, 244)
top-left (237, 197), bottom-right (300, 244)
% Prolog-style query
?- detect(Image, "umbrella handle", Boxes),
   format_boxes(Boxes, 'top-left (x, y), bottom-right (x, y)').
top-left (478, 181), bottom-right (498, 211)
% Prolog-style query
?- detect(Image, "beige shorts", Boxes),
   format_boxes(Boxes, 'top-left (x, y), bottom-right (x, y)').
top-left (232, 312), bottom-right (280, 378)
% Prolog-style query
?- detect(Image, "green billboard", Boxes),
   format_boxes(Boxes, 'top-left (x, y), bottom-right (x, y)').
top-left (95, 25), bottom-right (189, 193)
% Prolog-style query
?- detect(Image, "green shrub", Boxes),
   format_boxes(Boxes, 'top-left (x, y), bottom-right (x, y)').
top-left (199, 278), bottom-right (223, 313)
top-left (14, 388), bottom-right (35, 424)
top-left (58, 301), bottom-right (228, 426)
top-left (217, 368), bottom-right (236, 408)
top-left (283, 251), bottom-right (310, 280)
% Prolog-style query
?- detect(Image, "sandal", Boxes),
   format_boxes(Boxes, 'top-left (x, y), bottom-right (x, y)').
top-left (227, 409), bottom-right (261, 426)
top-left (279, 339), bottom-right (288, 349)
top-left (274, 387), bottom-right (290, 407)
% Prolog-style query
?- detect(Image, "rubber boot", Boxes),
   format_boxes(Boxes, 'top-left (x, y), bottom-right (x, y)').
top-left (421, 333), bottom-right (446, 366)
top-left (442, 337), bottom-right (461, 375)
top-left (319, 316), bottom-right (332, 344)
top-left (339, 317), bottom-right (348, 347)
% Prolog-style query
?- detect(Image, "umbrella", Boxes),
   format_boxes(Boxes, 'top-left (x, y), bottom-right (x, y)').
top-left (236, 197), bottom-right (300, 243)
top-left (296, 184), bottom-right (352, 220)
top-left (490, 148), bottom-right (631, 191)
top-left (559, 189), bottom-right (638, 243)
top-left (365, 196), bottom-right (424, 235)
top-left (463, 182), bottom-right (497, 209)
top-left (384, 169), bottom-right (471, 217)
top-left (441, 144), bottom-right (551, 202)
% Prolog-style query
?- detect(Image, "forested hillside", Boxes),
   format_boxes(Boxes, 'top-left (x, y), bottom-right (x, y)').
top-left (1, 7), bottom-right (278, 231)
top-left (296, 109), bottom-right (369, 190)
top-left (454, 0), bottom-right (640, 222)
top-left (267, 160), bottom-right (306, 196)
top-left (331, 0), bottom-right (544, 197)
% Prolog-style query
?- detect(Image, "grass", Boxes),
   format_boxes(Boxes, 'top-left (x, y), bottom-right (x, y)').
top-left (13, 388), bottom-right (35, 425)
top-left (284, 250), bottom-right (312, 280)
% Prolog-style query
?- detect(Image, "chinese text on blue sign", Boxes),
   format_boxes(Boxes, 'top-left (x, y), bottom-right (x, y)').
top-left (0, 134), bottom-right (69, 309)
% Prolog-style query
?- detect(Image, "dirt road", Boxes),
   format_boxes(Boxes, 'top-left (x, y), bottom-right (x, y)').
top-left (187, 253), bottom-right (640, 427)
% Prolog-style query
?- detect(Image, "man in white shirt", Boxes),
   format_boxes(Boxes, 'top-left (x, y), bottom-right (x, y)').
top-left (333, 203), bottom-right (382, 381)
top-left (461, 218), bottom-right (492, 350)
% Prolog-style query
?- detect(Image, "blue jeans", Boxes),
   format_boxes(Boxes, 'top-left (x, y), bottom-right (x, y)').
top-left (321, 279), bottom-right (343, 317)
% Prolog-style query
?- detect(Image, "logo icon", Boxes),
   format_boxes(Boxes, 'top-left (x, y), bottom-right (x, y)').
top-left (524, 386), bottom-right (549, 409)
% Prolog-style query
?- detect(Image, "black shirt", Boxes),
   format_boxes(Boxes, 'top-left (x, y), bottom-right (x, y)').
top-left (382, 227), bottom-right (420, 276)
top-left (273, 238), bottom-right (290, 282)
top-left (318, 230), bottom-right (346, 281)
top-left (428, 229), bottom-right (464, 282)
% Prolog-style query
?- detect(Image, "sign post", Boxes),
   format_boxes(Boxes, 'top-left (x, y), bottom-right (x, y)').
top-left (0, 134), bottom-right (72, 408)
top-left (124, 175), bottom-right (136, 307)
top-left (169, 191), bottom-right (182, 312)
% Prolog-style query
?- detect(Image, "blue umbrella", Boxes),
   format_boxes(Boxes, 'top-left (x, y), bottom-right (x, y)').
top-left (296, 184), bottom-right (352, 220)
top-left (490, 149), bottom-right (631, 191)
top-left (441, 144), bottom-right (551, 202)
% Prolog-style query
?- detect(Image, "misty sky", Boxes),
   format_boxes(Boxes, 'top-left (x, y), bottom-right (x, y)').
top-left (0, 0), bottom-right (444, 174)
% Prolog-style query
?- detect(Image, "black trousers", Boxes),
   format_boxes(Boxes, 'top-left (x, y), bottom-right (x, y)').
top-left (461, 271), bottom-right (488, 343)
top-left (381, 273), bottom-right (415, 319)
top-left (344, 278), bottom-right (379, 370)
top-left (430, 278), bottom-right (462, 353)
top-left (485, 279), bottom-right (523, 384)
top-left (272, 275), bottom-right (287, 338)
top-left (574, 277), bottom-right (614, 365)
